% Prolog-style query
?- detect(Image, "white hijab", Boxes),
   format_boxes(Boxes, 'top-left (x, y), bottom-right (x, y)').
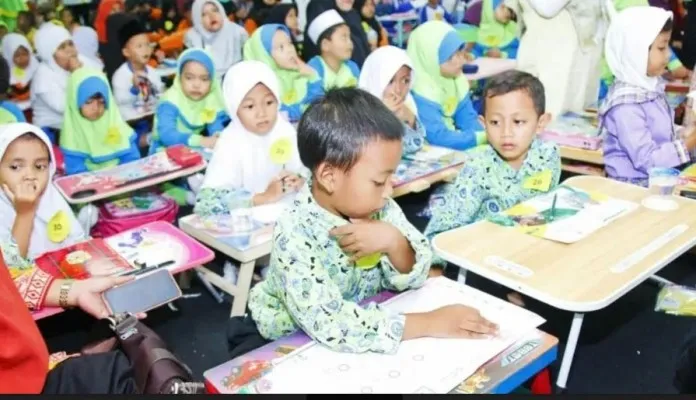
top-left (187, 0), bottom-right (248, 77)
top-left (358, 45), bottom-right (418, 114)
top-left (202, 60), bottom-right (304, 195)
top-left (604, 6), bottom-right (673, 92)
top-left (72, 26), bottom-right (104, 69)
top-left (1, 34), bottom-right (38, 87)
top-left (0, 123), bottom-right (85, 260)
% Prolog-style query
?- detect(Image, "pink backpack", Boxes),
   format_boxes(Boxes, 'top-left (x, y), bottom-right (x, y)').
top-left (91, 192), bottom-right (179, 238)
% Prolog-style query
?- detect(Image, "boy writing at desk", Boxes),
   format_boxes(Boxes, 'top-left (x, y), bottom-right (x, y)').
top-left (424, 70), bottom-right (560, 304)
top-left (228, 88), bottom-right (497, 358)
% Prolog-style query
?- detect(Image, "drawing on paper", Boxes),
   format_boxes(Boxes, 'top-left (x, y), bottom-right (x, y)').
top-left (106, 226), bottom-right (189, 268)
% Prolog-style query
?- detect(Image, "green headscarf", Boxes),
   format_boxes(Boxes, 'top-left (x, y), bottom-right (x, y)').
top-left (477, 0), bottom-right (517, 48)
top-left (60, 67), bottom-right (135, 172)
top-left (244, 24), bottom-right (317, 107)
top-left (0, 0), bottom-right (27, 31)
top-left (407, 21), bottom-right (470, 126)
top-left (152, 48), bottom-right (226, 142)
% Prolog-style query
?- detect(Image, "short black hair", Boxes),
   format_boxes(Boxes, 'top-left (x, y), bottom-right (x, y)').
top-left (481, 70), bottom-right (546, 116)
top-left (297, 88), bottom-right (404, 172)
top-left (318, 23), bottom-right (347, 51)
top-left (0, 57), bottom-right (9, 97)
top-left (662, 17), bottom-right (674, 33)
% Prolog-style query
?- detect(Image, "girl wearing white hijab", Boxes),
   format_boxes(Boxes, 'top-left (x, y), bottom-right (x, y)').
top-left (184, 0), bottom-right (249, 78)
top-left (600, 6), bottom-right (696, 186)
top-left (1, 33), bottom-right (38, 102)
top-left (31, 24), bottom-right (101, 141)
top-left (358, 45), bottom-right (425, 156)
top-left (195, 60), bottom-right (306, 284)
top-left (72, 26), bottom-right (104, 69)
top-left (0, 123), bottom-right (85, 263)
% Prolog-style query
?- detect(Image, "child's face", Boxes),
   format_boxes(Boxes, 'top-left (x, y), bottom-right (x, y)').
top-left (0, 136), bottom-right (50, 199)
top-left (123, 33), bottom-right (153, 66)
top-left (201, 2), bottom-right (223, 33)
top-left (262, 0), bottom-right (278, 5)
top-left (167, 8), bottom-right (177, 19)
top-left (480, 89), bottom-right (550, 168)
top-left (180, 61), bottom-right (212, 101)
top-left (361, 0), bottom-right (375, 19)
top-left (647, 30), bottom-right (671, 77)
top-left (336, 0), bottom-right (354, 12)
top-left (494, 4), bottom-right (512, 23)
top-left (53, 40), bottom-right (78, 70)
top-left (61, 8), bottom-right (74, 26)
top-left (236, 83), bottom-right (278, 135)
top-left (17, 15), bottom-right (30, 31)
top-left (323, 25), bottom-right (353, 61)
top-left (428, 0), bottom-right (439, 6)
top-left (439, 49), bottom-right (467, 78)
top-left (80, 95), bottom-right (106, 121)
top-left (383, 65), bottom-right (411, 105)
top-left (317, 139), bottom-right (402, 219)
top-left (13, 46), bottom-right (31, 70)
top-left (271, 29), bottom-right (300, 70)
top-left (285, 8), bottom-right (299, 34)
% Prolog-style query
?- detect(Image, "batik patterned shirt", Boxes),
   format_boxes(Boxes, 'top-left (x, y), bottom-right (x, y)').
top-left (0, 240), bottom-right (54, 310)
top-left (424, 139), bottom-right (561, 265)
top-left (247, 183), bottom-right (432, 354)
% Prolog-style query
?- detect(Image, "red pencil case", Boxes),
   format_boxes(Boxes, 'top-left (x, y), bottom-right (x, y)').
top-left (166, 145), bottom-right (203, 168)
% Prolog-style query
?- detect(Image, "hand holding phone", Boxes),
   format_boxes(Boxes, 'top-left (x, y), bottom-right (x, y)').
top-left (103, 269), bottom-right (182, 315)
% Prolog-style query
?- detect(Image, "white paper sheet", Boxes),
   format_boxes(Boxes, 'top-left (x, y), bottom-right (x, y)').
top-left (403, 145), bottom-right (456, 162)
top-left (259, 277), bottom-right (545, 394)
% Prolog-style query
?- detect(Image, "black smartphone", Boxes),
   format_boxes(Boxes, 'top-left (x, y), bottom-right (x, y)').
top-left (103, 269), bottom-right (182, 315)
top-left (681, 190), bottom-right (696, 200)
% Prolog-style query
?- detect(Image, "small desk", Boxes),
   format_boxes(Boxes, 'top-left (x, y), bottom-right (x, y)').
top-left (392, 146), bottom-right (467, 198)
top-left (120, 103), bottom-right (156, 123)
top-left (558, 146), bottom-right (605, 176)
top-left (178, 214), bottom-right (273, 317)
top-left (377, 12), bottom-right (419, 48)
top-left (433, 175), bottom-right (696, 390)
top-left (54, 151), bottom-right (207, 205)
top-left (203, 289), bottom-right (558, 394)
top-left (32, 221), bottom-right (215, 320)
top-left (465, 57), bottom-right (517, 81)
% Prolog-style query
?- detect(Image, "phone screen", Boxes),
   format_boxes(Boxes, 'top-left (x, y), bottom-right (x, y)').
top-left (103, 269), bottom-right (182, 314)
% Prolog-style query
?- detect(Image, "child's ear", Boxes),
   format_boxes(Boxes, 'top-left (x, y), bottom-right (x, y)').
top-left (536, 112), bottom-right (552, 132)
top-left (122, 48), bottom-right (129, 59)
top-left (314, 162), bottom-right (335, 194)
top-left (478, 115), bottom-right (486, 127)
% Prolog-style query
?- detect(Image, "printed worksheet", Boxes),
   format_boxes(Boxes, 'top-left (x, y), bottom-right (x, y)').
top-left (259, 277), bottom-right (545, 394)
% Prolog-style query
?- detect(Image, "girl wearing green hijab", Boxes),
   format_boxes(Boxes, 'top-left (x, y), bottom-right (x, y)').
top-left (243, 24), bottom-right (322, 122)
top-left (150, 48), bottom-right (229, 155)
top-left (60, 67), bottom-right (140, 176)
top-left (407, 21), bottom-right (486, 151)
top-left (471, 0), bottom-right (519, 59)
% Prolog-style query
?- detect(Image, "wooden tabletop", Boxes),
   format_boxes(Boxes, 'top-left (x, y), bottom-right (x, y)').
top-left (560, 146), bottom-right (604, 166)
top-left (433, 175), bottom-right (696, 312)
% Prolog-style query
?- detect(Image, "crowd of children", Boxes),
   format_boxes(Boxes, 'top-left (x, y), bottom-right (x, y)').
top-left (2, 0), bottom-right (696, 395)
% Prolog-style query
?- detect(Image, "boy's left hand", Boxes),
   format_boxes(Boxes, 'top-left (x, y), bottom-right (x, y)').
top-left (330, 219), bottom-right (400, 261)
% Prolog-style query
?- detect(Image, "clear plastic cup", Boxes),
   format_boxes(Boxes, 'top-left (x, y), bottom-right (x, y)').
top-left (643, 167), bottom-right (680, 211)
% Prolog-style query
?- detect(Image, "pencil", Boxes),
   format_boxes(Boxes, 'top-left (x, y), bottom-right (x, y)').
top-left (549, 194), bottom-right (558, 222)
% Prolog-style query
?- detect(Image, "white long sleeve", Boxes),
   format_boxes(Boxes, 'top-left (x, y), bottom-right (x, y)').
top-left (527, 0), bottom-right (572, 18)
top-left (112, 63), bottom-right (136, 107)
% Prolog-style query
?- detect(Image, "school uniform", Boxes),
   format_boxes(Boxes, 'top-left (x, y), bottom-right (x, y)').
top-left (305, 9), bottom-right (361, 94)
top-left (1, 33), bottom-right (38, 102)
top-left (359, 46), bottom-right (426, 156)
top-left (0, 100), bottom-right (25, 123)
top-left (150, 49), bottom-right (229, 153)
top-left (72, 26), bottom-right (105, 70)
top-left (0, 124), bottom-right (85, 266)
top-left (407, 21), bottom-right (486, 151)
top-left (418, 2), bottom-right (454, 24)
top-left (243, 24), bottom-right (322, 122)
top-left (601, 6), bottom-right (689, 186)
top-left (194, 60), bottom-right (306, 217)
top-left (60, 68), bottom-right (140, 176)
top-left (244, 182), bottom-right (431, 354)
top-left (424, 139), bottom-right (561, 251)
top-left (471, 0), bottom-right (519, 59)
top-left (184, 0), bottom-right (248, 78)
top-left (112, 62), bottom-right (165, 120)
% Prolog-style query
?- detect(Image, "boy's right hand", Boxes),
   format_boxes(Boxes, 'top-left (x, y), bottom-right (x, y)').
top-left (3, 182), bottom-right (40, 215)
top-left (200, 136), bottom-right (218, 149)
top-left (425, 304), bottom-right (499, 339)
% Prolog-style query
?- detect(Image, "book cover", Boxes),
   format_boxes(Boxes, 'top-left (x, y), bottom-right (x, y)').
top-left (36, 239), bottom-right (135, 279)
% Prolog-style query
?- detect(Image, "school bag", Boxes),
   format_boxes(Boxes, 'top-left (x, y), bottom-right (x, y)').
top-left (90, 192), bottom-right (179, 238)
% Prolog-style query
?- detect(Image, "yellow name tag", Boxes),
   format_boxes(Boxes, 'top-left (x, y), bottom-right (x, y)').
top-left (164, 20), bottom-right (174, 31)
top-left (13, 66), bottom-right (25, 78)
top-left (201, 108), bottom-right (216, 124)
top-left (282, 88), bottom-right (298, 104)
top-left (345, 77), bottom-right (357, 88)
top-left (105, 127), bottom-right (122, 146)
top-left (355, 253), bottom-right (382, 270)
top-left (269, 137), bottom-right (293, 165)
top-left (443, 97), bottom-right (458, 116)
top-left (523, 170), bottom-right (552, 192)
top-left (47, 210), bottom-right (70, 243)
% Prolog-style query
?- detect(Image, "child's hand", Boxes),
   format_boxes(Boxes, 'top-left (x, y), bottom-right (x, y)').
top-left (424, 304), bottom-right (499, 339)
top-left (67, 56), bottom-right (82, 72)
top-left (330, 220), bottom-right (400, 261)
top-left (486, 48), bottom-right (502, 58)
top-left (282, 173), bottom-right (305, 192)
top-left (3, 182), bottom-right (41, 215)
top-left (494, 5), bottom-right (513, 23)
top-left (200, 136), bottom-right (218, 149)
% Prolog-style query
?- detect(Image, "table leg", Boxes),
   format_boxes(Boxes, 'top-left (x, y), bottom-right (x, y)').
top-left (231, 260), bottom-right (256, 317)
top-left (649, 275), bottom-right (675, 287)
top-left (397, 21), bottom-right (404, 48)
top-left (178, 270), bottom-right (192, 289)
top-left (195, 269), bottom-right (225, 304)
top-left (556, 312), bottom-right (585, 391)
top-left (457, 268), bottom-right (467, 284)
top-left (77, 203), bottom-right (98, 234)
